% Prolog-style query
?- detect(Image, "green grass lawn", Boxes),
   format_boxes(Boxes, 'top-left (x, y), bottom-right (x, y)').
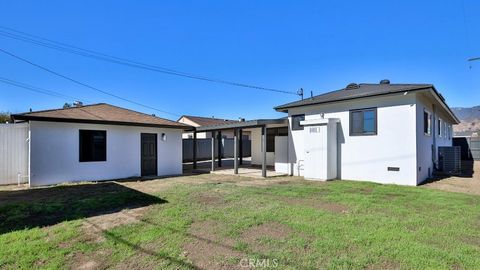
top-left (0, 176), bottom-right (479, 269)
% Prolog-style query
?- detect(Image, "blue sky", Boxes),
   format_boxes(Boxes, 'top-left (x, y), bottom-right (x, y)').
top-left (1, 1), bottom-right (479, 120)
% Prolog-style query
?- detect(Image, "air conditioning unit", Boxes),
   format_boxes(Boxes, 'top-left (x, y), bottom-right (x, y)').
top-left (438, 146), bottom-right (461, 174)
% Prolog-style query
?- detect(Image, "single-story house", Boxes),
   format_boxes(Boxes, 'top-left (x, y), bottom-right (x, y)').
top-left (177, 115), bottom-right (250, 139)
top-left (195, 80), bottom-right (460, 186)
top-left (11, 103), bottom-right (189, 186)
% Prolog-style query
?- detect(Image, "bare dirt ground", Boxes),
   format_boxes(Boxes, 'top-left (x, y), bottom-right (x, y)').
top-left (423, 161), bottom-right (480, 195)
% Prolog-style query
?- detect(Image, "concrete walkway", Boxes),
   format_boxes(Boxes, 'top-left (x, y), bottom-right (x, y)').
top-left (183, 157), bottom-right (287, 178)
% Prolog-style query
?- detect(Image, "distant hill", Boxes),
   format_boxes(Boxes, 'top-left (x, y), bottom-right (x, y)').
top-left (451, 106), bottom-right (480, 136)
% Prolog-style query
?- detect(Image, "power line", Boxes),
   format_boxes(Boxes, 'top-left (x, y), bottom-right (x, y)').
top-left (0, 48), bottom-right (180, 117)
top-left (0, 77), bottom-right (86, 102)
top-left (0, 26), bottom-right (298, 96)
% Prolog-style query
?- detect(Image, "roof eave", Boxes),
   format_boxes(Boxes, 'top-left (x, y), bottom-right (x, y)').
top-left (274, 87), bottom-right (433, 112)
top-left (11, 115), bottom-right (191, 130)
top-left (428, 87), bottom-right (461, 124)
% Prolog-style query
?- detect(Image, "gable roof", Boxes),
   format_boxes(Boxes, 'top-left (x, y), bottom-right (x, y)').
top-left (178, 115), bottom-right (234, 127)
top-left (12, 103), bottom-right (190, 129)
top-left (275, 83), bottom-right (433, 111)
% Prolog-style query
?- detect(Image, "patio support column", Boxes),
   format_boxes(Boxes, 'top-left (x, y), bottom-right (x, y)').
top-left (211, 131), bottom-right (216, 171)
top-left (239, 129), bottom-right (243, 165)
top-left (193, 131), bottom-right (197, 169)
top-left (261, 125), bottom-right (267, 177)
top-left (217, 131), bottom-right (222, 167)
top-left (234, 128), bottom-right (239, 174)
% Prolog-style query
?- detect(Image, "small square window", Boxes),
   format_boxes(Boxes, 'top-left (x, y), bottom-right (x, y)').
top-left (291, 114), bottom-right (305, 131)
top-left (79, 130), bottom-right (106, 162)
top-left (350, 108), bottom-right (377, 136)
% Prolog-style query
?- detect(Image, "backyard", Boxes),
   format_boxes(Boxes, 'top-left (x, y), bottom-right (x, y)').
top-left (0, 173), bottom-right (479, 269)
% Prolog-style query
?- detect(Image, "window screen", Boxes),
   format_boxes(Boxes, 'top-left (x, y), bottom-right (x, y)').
top-left (291, 114), bottom-right (305, 130)
top-left (79, 130), bottom-right (106, 162)
top-left (350, 108), bottom-right (377, 136)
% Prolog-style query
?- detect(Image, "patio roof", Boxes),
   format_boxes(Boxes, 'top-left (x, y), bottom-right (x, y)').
top-left (195, 118), bottom-right (288, 132)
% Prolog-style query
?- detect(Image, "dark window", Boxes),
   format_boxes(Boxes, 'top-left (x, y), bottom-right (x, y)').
top-left (438, 119), bottom-right (442, 137)
top-left (424, 110), bottom-right (431, 135)
top-left (291, 114), bottom-right (305, 130)
top-left (79, 130), bottom-right (106, 162)
top-left (350, 108), bottom-right (377, 136)
top-left (266, 127), bottom-right (288, 152)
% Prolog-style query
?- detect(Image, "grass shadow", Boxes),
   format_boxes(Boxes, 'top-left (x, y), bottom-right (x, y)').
top-left (0, 182), bottom-right (167, 234)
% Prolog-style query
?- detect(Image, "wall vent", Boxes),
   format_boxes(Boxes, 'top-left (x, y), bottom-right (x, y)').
top-left (387, 167), bottom-right (400, 172)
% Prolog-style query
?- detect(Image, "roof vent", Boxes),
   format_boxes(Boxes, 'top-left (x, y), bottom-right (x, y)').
top-left (346, 83), bottom-right (359, 90)
top-left (380, 79), bottom-right (390, 84)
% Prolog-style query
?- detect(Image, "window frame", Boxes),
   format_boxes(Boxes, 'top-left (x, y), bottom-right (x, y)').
top-left (291, 114), bottom-right (305, 131)
top-left (266, 127), bottom-right (288, 153)
top-left (424, 109), bottom-right (432, 136)
top-left (438, 118), bottom-right (442, 137)
top-left (349, 107), bottom-right (377, 136)
top-left (79, 129), bottom-right (107, 162)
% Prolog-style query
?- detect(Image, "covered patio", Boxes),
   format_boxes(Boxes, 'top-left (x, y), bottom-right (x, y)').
top-left (189, 118), bottom-right (289, 177)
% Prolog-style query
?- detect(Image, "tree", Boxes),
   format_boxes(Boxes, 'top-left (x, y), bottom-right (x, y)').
top-left (63, 103), bottom-right (72, 109)
top-left (0, 112), bottom-right (11, 123)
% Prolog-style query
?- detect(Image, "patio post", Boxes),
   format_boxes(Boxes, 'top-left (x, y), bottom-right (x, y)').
top-left (217, 131), bottom-right (222, 167)
top-left (239, 129), bottom-right (243, 165)
top-left (193, 131), bottom-right (197, 169)
top-left (211, 131), bottom-right (216, 171)
top-left (261, 125), bottom-right (267, 177)
top-left (234, 128), bottom-right (239, 174)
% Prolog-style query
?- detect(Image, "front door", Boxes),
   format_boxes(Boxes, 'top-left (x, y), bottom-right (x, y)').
top-left (141, 133), bottom-right (157, 176)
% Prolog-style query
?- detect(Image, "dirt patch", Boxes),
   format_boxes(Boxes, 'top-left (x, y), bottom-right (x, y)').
top-left (461, 235), bottom-right (480, 247)
top-left (69, 249), bottom-right (110, 270)
top-left (359, 187), bottom-right (374, 194)
top-left (242, 222), bottom-right (293, 243)
top-left (183, 220), bottom-right (249, 270)
top-left (423, 161), bottom-right (480, 195)
top-left (366, 260), bottom-right (401, 270)
top-left (281, 197), bottom-right (349, 213)
top-left (193, 191), bottom-right (226, 206)
top-left (81, 206), bottom-right (149, 243)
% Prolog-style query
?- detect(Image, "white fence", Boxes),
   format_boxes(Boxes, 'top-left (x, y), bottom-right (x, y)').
top-left (183, 138), bottom-right (251, 162)
top-left (0, 123), bottom-right (29, 185)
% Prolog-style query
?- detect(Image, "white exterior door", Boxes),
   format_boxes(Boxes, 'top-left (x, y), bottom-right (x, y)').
top-left (304, 125), bottom-right (325, 180)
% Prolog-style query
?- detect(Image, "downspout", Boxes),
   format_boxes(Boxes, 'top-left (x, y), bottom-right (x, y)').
top-left (288, 116), bottom-right (292, 176)
top-left (27, 122), bottom-right (31, 188)
top-left (432, 104), bottom-right (437, 170)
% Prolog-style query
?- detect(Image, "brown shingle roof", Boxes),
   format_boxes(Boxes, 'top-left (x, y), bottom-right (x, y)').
top-left (179, 115), bottom-right (234, 127)
top-left (12, 103), bottom-right (190, 129)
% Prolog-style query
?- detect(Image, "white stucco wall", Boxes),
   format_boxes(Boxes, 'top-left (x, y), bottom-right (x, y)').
top-left (250, 128), bottom-right (274, 166)
top-left (29, 121), bottom-right (183, 186)
top-left (288, 94), bottom-right (419, 185)
top-left (415, 93), bottom-right (454, 184)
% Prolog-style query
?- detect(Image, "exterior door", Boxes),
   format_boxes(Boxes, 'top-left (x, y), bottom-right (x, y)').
top-left (141, 133), bottom-right (157, 176)
top-left (304, 125), bottom-right (325, 180)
